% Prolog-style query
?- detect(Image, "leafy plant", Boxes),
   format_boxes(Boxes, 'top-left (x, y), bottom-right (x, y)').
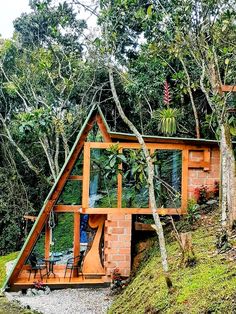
top-left (194, 185), bottom-right (209, 204)
top-left (187, 199), bottom-right (200, 224)
top-left (155, 108), bottom-right (179, 135)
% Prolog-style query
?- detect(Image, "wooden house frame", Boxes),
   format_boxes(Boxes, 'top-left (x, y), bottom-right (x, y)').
top-left (3, 104), bottom-right (221, 291)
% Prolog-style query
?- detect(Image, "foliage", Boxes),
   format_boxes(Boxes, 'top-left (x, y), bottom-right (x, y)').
top-left (187, 199), bottom-right (201, 224)
top-left (194, 185), bottom-right (209, 205)
top-left (154, 108), bottom-right (179, 135)
top-left (57, 181), bottom-right (82, 205)
top-left (194, 183), bottom-right (219, 205)
top-left (52, 213), bottom-right (74, 253)
top-left (0, 163), bottom-right (37, 255)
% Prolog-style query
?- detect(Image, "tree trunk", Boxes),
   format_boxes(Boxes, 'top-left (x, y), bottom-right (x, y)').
top-left (180, 57), bottom-right (200, 138)
top-left (180, 232), bottom-right (196, 267)
top-left (108, 66), bottom-right (173, 290)
top-left (39, 136), bottom-right (57, 182)
top-left (220, 124), bottom-right (236, 230)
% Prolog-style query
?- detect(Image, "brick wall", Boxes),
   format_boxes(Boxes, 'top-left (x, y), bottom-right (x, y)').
top-left (104, 213), bottom-right (132, 281)
top-left (188, 147), bottom-right (220, 199)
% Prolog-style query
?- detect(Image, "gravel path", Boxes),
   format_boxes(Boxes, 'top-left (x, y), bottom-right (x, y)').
top-left (12, 288), bottom-right (113, 314)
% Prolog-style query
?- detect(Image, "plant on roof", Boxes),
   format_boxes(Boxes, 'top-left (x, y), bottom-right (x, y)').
top-left (153, 81), bottom-right (180, 136)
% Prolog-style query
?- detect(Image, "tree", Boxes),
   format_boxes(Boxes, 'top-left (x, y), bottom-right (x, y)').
top-left (0, 1), bottom-right (95, 182)
top-left (99, 0), bottom-right (236, 233)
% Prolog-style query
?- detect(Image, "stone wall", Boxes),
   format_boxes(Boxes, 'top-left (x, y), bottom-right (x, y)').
top-left (188, 147), bottom-right (220, 199)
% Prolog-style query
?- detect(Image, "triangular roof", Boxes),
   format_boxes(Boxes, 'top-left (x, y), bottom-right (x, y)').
top-left (2, 104), bottom-right (111, 291)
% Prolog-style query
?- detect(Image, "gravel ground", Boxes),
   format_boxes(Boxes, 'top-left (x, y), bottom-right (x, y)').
top-left (11, 288), bottom-right (113, 314)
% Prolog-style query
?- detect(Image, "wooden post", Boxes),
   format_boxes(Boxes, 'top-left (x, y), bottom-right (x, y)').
top-left (45, 221), bottom-right (50, 259)
top-left (117, 148), bottom-right (123, 208)
top-left (73, 212), bottom-right (80, 277)
top-left (82, 142), bottom-right (91, 210)
top-left (182, 149), bottom-right (189, 214)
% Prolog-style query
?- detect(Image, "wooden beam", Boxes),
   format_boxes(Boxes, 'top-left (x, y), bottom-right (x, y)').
top-left (45, 221), bottom-right (50, 259)
top-left (81, 207), bottom-right (183, 215)
top-left (54, 205), bottom-right (81, 212)
top-left (188, 161), bottom-right (210, 169)
top-left (220, 85), bottom-right (236, 92)
top-left (73, 212), bottom-right (80, 262)
top-left (182, 149), bottom-right (189, 214)
top-left (54, 205), bottom-right (184, 215)
top-left (82, 142), bottom-right (90, 209)
top-left (89, 142), bottom-right (187, 150)
top-left (88, 142), bottom-right (211, 151)
top-left (96, 114), bottom-right (112, 142)
top-left (117, 148), bottom-right (123, 208)
top-left (69, 175), bottom-right (83, 180)
top-left (23, 215), bottom-right (37, 222)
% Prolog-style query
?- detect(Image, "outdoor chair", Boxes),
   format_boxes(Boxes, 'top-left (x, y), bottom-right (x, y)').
top-left (28, 253), bottom-right (47, 280)
top-left (64, 251), bottom-right (85, 281)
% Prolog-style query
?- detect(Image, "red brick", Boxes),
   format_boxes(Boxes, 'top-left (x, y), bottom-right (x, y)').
top-left (119, 248), bottom-right (130, 254)
top-left (189, 170), bottom-right (198, 178)
top-left (125, 214), bottom-right (132, 220)
top-left (104, 247), bottom-right (119, 254)
top-left (112, 227), bottom-right (125, 234)
top-left (118, 234), bottom-right (131, 242)
top-left (109, 214), bottom-right (126, 220)
top-left (112, 254), bottom-right (126, 261)
top-left (107, 234), bottom-right (119, 241)
top-left (124, 228), bottom-right (132, 235)
top-left (111, 241), bottom-right (130, 248)
top-left (105, 220), bottom-right (118, 227)
top-left (191, 179), bottom-right (203, 185)
top-left (118, 220), bottom-right (131, 228)
top-left (117, 261), bottom-right (130, 268)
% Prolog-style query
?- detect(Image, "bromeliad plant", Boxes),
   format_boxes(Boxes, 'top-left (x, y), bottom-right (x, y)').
top-left (154, 81), bottom-right (180, 135)
top-left (157, 107), bottom-right (179, 135)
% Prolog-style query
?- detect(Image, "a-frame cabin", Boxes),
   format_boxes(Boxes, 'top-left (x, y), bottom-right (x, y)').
top-left (3, 105), bottom-right (221, 291)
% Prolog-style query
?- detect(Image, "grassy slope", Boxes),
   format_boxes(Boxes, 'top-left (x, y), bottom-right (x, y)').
top-left (0, 252), bottom-right (18, 288)
top-left (109, 214), bottom-right (236, 314)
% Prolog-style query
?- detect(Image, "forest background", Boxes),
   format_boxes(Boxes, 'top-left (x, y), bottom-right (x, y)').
top-left (0, 0), bottom-right (236, 257)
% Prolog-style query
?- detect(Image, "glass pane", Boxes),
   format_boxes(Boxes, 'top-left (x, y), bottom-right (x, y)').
top-left (57, 180), bottom-right (82, 205)
top-left (50, 213), bottom-right (74, 264)
top-left (87, 124), bottom-right (103, 142)
top-left (122, 149), bottom-right (149, 208)
top-left (89, 149), bottom-right (117, 208)
top-left (80, 214), bottom-right (89, 247)
top-left (25, 225), bottom-right (46, 264)
top-left (71, 151), bottom-right (83, 175)
top-left (154, 150), bottom-right (182, 208)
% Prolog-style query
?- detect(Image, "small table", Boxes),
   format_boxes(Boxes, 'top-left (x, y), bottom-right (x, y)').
top-left (43, 257), bottom-right (61, 278)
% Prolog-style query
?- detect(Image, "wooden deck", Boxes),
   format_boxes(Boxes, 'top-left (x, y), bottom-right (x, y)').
top-left (10, 265), bottom-right (109, 291)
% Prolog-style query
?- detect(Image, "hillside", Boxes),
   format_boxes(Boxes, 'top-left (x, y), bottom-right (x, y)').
top-left (109, 212), bottom-right (236, 314)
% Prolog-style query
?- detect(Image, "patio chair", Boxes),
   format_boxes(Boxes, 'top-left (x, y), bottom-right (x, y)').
top-left (28, 253), bottom-right (47, 280)
top-left (64, 251), bottom-right (85, 281)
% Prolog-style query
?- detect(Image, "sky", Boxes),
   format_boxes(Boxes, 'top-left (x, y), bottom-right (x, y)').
top-left (0, 1), bottom-right (98, 39)
top-left (0, 1), bottom-right (31, 38)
